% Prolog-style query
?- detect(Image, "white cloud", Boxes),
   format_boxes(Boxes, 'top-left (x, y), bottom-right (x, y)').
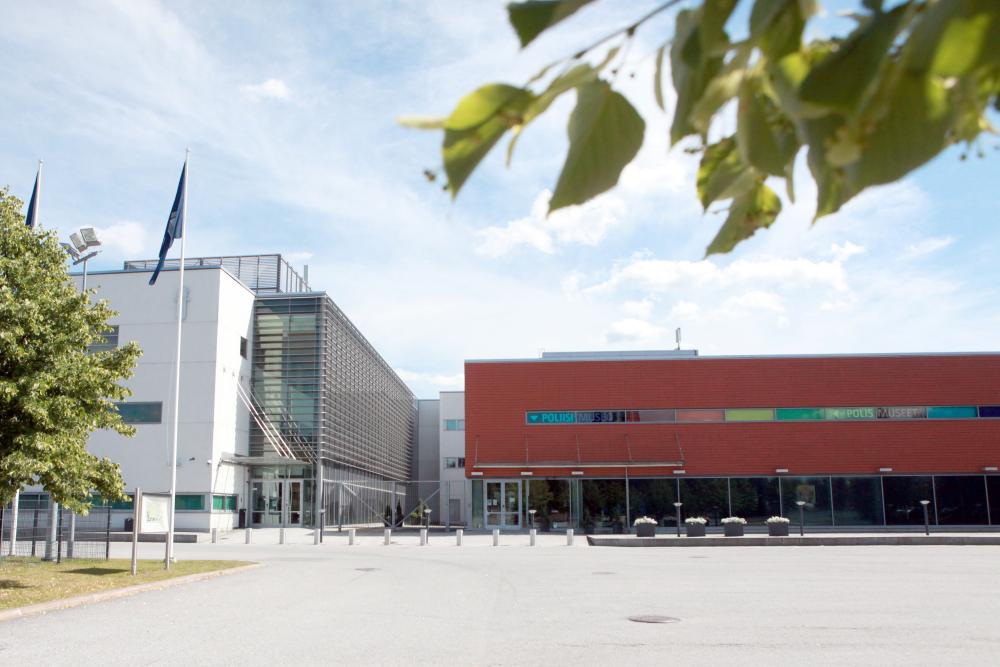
top-left (670, 300), bottom-right (701, 319)
top-left (720, 290), bottom-right (786, 315)
top-left (94, 221), bottom-right (149, 257)
top-left (239, 78), bottom-right (291, 101)
top-left (830, 241), bottom-right (865, 262)
top-left (622, 299), bottom-right (653, 318)
top-left (606, 318), bottom-right (664, 344)
top-left (587, 255), bottom-right (849, 294)
top-left (904, 236), bottom-right (954, 258)
top-left (475, 189), bottom-right (626, 257)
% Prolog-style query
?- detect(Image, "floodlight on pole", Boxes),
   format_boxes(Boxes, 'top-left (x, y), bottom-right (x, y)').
top-left (63, 228), bottom-right (102, 291)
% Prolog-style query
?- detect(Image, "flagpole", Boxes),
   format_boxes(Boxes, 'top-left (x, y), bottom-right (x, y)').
top-left (165, 149), bottom-right (189, 569)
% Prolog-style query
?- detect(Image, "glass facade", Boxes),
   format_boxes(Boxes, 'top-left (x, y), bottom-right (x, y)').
top-left (472, 475), bottom-right (1000, 533)
top-left (114, 401), bottom-right (162, 424)
top-left (251, 294), bottom-right (416, 528)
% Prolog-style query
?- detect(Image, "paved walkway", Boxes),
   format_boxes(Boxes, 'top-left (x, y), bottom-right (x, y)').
top-left (3, 529), bottom-right (999, 665)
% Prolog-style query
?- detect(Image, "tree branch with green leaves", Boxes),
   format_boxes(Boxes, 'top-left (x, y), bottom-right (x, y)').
top-left (0, 187), bottom-right (141, 512)
top-left (402, 0), bottom-right (999, 256)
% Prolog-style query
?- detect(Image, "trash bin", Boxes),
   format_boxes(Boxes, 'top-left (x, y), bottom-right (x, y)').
top-left (124, 517), bottom-right (134, 532)
top-left (238, 508), bottom-right (247, 529)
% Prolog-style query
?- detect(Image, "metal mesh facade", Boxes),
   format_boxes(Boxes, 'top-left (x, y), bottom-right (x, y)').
top-left (250, 294), bottom-right (415, 482)
top-left (123, 254), bottom-right (309, 293)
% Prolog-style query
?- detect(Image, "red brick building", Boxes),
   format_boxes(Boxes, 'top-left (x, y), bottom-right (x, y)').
top-left (463, 351), bottom-right (1000, 532)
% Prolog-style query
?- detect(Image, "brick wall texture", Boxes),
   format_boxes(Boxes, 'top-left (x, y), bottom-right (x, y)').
top-left (464, 354), bottom-right (1000, 478)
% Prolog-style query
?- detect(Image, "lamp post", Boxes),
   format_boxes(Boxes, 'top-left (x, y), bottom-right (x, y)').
top-left (47, 228), bottom-right (102, 562)
top-left (528, 508), bottom-right (536, 529)
top-left (795, 500), bottom-right (806, 536)
top-left (423, 507), bottom-right (432, 529)
top-left (919, 500), bottom-right (931, 535)
top-left (62, 228), bottom-right (102, 291)
top-left (673, 502), bottom-right (682, 537)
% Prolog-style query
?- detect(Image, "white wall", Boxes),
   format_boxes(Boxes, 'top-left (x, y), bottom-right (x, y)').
top-left (438, 391), bottom-right (468, 524)
top-left (76, 267), bottom-right (255, 531)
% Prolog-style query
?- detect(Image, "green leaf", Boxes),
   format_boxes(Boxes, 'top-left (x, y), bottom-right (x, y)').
top-left (670, 9), bottom-right (725, 145)
top-left (750, 0), bottom-right (810, 60)
top-left (506, 52), bottom-right (618, 166)
top-left (848, 70), bottom-right (953, 188)
top-left (507, 0), bottom-right (595, 48)
top-left (442, 84), bottom-right (535, 197)
top-left (398, 116), bottom-right (446, 130)
top-left (700, 0), bottom-right (738, 55)
top-left (689, 69), bottom-right (743, 134)
top-left (706, 182), bottom-right (781, 255)
top-left (549, 80), bottom-right (645, 212)
top-left (799, 5), bottom-right (907, 113)
top-left (697, 137), bottom-right (758, 209)
top-left (737, 78), bottom-right (793, 176)
top-left (906, 0), bottom-right (1000, 76)
top-left (798, 114), bottom-right (854, 219)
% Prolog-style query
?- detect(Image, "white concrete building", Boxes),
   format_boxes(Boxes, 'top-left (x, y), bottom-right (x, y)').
top-left (438, 391), bottom-right (467, 525)
top-left (77, 264), bottom-right (255, 531)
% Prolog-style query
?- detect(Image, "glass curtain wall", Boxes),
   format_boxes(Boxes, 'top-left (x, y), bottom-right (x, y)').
top-left (628, 479), bottom-right (678, 529)
top-left (883, 476), bottom-right (933, 525)
top-left (934, 476), bottom-right (988, 525)
top-left (831, 477), bottom-right (884, 525)
top-left (525, 480), bottom-right (572, 531)
top-left (678, 479), bottom-right (729, 525)
top-left (780, 476), bottom-right (833, 525)
top-left (729, 478), bottom-right (780, 523)
top-left (581, 480), bottom-right (627, 533)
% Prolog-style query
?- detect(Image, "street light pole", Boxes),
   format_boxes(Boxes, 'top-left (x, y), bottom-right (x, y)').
top-left (919, 500), bottom-right (931, 536)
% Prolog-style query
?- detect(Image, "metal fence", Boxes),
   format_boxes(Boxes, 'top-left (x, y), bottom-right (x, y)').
top-left (0, 502), bottom-right (112, 562)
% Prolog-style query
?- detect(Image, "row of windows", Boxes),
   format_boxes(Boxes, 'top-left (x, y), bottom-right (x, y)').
top-left (114, 402), bottom-right (163, 424)
top-left (88, 493), bottom-right (212, 511)
top-left (473, 475), bottom-right (1000, 532)
top-left (87, 325), bottom-right (119, 353)
top-left (444, 457), bottom-right (466, 469)
top-left (526, 404), bottom-right (1000, 425)
top-left (444, 419), bottom-right (465, 431)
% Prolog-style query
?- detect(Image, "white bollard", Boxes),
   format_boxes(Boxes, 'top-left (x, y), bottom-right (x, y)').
top-left (245, 527), bottom-right (252, 544)
top-left (566, 528), bottom-right (574, 546)
top-left (420, 528), bottom-right (428, 546)
top-left (492, 528), bottom-right (500, 546)
top-left (384, 528), bottom-right (391, 545)
top-left (279, 526), bottom-right (286, 545)
top-left (530, 528), bottom-right (536, 546)
top-left (349, 528), bottom-right (356, 546)
top-left (456, 528), bottom-right (463, 546)
top-left (212, 528), bottom-right (218, 544)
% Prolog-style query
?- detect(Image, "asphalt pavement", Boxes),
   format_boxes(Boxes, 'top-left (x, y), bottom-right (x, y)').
top-left (2, 529), bottom-right (998, 665)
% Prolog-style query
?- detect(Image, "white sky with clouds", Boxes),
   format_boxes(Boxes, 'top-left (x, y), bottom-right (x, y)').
top-left (3, 1), bottom-right (1000, 398)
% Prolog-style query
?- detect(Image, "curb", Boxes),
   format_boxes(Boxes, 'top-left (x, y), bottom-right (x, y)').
top-left (587, 535), bottom-right (1000, 547)
top-left (0, 562), bottom-right (262, 623)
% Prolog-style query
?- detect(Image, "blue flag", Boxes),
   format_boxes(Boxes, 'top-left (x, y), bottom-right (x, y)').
top-left (149, 161), bottom-right (187, 285)
top-left (25, 166), bottom-right (40, 228)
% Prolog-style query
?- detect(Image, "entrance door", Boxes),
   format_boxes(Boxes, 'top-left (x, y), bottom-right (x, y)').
top-left (485, 481), bottom-right (521, 529)
top-left (251, 480), bottom-right (303, 526)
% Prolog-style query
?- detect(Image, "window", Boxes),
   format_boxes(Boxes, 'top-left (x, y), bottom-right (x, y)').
top-left (934, 475), bottom-right (988, 524)
top-left (212, 494), bottom-right (238, 511)
top-left (240, 336), bottom-right (248, 359)
top-left (90, 494), bottom-right (134, 510)
top-left (444, 457), bottom-right (465, 469)
top-left (114, 402), bottom-right (163, 424)
top-left (175, 494), bottom-right (205, 511)
top-left (444, 419), bottom-right (465, 431)
top-left (883, 476), bottom-right (933, 525)
top-left (832, 477), bottom-right (884, 525)
top-left (87, 325), bottom-right (119, 353)
top-left (779, 476), bottom-right (833, 525)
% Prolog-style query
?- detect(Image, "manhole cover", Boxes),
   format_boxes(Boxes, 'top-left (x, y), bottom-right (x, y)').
top-left (628, 615), bottom-right (680, 624)
top-left (355, 567), bottom-right (379, 572)
top-left (592, 571), bottom-right (616, 575)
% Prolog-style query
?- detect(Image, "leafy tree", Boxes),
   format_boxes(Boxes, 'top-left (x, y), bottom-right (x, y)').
top-left (0, 187), bottom-right (141, 512)
top-left (403, 0), bottom-right (999, 255)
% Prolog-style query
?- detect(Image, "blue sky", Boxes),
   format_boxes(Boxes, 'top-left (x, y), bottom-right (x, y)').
top-left (3, 1), bottom-right (999, 399)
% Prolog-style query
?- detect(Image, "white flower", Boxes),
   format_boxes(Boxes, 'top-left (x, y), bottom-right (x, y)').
top-left (684, 517), bottom-right (708, 525)
top-left (721, 516), bottom-right (747, 525)
top-left (633, 516), bottom-right (658, 526)
top-left (766, 516), bottom-right (790, 524)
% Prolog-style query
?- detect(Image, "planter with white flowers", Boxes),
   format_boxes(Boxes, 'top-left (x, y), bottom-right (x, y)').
top-left (633, 516), bottom-right (657, 538)
top-left (684, 516), bottom-right (708, 537)
top-left (766, 516), bottom-right (791, 536)
top-left (721, 516), bottom-right (747, 537)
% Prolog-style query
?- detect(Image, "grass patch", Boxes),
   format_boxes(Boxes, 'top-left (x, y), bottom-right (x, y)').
top-left (0, 557), bottom-right (252, 610)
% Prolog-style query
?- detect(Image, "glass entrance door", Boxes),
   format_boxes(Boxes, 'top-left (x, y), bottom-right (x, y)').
top-left (485, 481), bottom-right (521, 529)
top-left (251, 479), bottom-right (303, 526)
